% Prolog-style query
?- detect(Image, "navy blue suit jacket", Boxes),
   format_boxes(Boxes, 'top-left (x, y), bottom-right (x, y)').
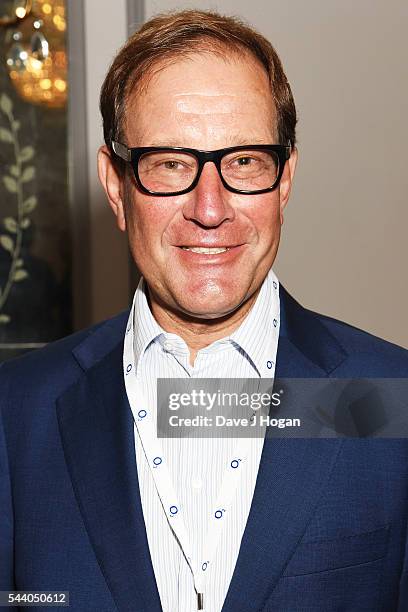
top-left (1, 285), bottom-right (408, 611)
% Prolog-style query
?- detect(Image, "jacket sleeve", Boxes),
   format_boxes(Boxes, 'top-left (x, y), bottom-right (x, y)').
top-left (397, 514), bottom-right (408, 611)
top-left (0, 363), bottom-right (15, 590)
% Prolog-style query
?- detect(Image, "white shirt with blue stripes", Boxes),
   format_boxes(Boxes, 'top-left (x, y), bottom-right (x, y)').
top-left (130, 267), bottom-right (280, 611)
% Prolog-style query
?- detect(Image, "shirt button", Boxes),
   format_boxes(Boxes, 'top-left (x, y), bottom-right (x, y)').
top-left (191, 478), bottom-right (203, 490)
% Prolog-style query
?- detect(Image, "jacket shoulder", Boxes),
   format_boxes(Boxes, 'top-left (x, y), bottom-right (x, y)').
top-left (314, 309), bottom-right (408, 375)
top-left (0, 309), bottom-right (129, 404)
top-left (280, 284), bottom-right (408, 375)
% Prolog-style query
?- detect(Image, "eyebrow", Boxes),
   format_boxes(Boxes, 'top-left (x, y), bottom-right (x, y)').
top-left (145, 135), bottom-right (274, 148)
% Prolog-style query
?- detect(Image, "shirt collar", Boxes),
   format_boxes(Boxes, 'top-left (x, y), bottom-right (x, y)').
top-left (227, 267), bottom-right (280, 377)
top-left (132, 277), bottom-right (165, 372)
top-left (132, 267), bottom-right (280, 377)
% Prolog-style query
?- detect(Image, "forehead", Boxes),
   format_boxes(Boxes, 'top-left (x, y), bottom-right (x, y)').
top-left (124, 52), bottom-right (276, 146)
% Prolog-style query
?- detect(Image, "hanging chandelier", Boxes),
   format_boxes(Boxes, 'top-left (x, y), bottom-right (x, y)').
top-left (1, 0), bottom-right (67, 109)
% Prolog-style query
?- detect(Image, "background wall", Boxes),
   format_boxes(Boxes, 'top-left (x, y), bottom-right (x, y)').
top-left (83, 0), bottom-right (130, 323)
top-left (83, 0), bottom-right (408, 348)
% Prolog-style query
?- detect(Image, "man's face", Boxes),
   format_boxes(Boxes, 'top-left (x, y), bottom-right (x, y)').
top-left (100, 52), bottom-right (297, 320)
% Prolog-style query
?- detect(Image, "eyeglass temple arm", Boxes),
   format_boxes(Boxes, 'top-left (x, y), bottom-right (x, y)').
top-left (112, 141), bottom-right (131, 162)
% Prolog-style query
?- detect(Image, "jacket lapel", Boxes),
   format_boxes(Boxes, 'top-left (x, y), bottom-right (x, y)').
top-left (57, 285), bottom-right (350, 612)
top-left (221, 286), bottom-right (348, 612)
top-left (56, 327), bottom-right (162, 612)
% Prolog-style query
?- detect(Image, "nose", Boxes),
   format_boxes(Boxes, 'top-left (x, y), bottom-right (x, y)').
top-left (182, 161), bottom-right (235, 227)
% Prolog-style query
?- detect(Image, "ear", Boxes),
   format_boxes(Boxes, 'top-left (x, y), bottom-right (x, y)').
top-left (279, 147), bottom-right (298, 225)
top-left (97, 145), bottom-right (127, 232)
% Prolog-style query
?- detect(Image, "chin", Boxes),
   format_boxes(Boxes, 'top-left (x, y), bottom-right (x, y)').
top-left (174, 293), bottom-right (244, 320)
top-left (168, 274), bottom-right (253, 316)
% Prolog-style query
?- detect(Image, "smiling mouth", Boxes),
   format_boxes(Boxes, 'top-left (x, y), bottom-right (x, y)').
top-left (179, 246), bottom-right (232, 254)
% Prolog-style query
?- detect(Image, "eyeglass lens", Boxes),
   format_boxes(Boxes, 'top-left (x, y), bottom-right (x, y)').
top-left (137, 149), bottom-right (280, 193)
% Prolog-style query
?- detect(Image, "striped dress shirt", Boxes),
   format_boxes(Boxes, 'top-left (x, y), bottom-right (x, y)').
top-left (129, 267), bottom-right (280, 611)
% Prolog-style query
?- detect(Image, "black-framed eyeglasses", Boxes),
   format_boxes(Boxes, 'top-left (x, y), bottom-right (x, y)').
top-left (112, 141), bottom-right (291, 196)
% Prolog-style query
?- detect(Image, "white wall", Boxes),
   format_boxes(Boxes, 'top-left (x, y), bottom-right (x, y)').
top-left (84, 0), bottom-right (130, 322)
top-left (144, 0), bottom-right (408, 348)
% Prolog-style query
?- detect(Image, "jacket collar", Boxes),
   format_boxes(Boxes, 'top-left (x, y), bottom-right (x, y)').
top-left (72, 283), bottom-right (347, 376)
top-left (57, 284), bottom-right (347, 612)
top-left (278, 285), bottom-right (347, 375)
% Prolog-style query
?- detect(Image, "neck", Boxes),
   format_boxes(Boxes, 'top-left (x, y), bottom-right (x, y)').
top-left (147, 287), bottom-right (260, 366)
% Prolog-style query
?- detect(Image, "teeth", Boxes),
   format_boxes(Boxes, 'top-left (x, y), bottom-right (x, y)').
top-left (181, 247), bottom-right (230, 254)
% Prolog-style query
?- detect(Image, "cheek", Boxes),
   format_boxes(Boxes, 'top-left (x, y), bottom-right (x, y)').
top-left (246, 196), bottom-right (281, 240)
top-left (128, 196), bottom-right (170, 241)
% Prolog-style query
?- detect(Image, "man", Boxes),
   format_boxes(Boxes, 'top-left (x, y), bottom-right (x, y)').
top-left (1, 9), bottom-right (408, 612)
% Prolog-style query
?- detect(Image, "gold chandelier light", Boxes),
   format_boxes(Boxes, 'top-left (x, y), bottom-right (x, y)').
top-left (0, 0), bottom-right (67, 109)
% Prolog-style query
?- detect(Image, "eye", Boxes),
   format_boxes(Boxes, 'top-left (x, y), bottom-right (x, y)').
top-left (162, 160), bottom-right (183, 170)
top-left (235, 156), bottom-right (256, 166)
top-left (148, 156), bottom-right (195, 172)
top-left (226, 154), bottom-right (264, 172)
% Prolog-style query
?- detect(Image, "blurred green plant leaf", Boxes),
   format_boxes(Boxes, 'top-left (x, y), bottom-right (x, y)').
top-left (12, 120), bottom-right (20, 131)
top-left (10, 165), bottom-right (20, 178)
top-left (3, 176), bottom-right (17, 193)
top-left (14, 269), bottom-right (28, 282)
top-left (23, 195), bottom-right (37, 213)
top-left (0, 127), bottom-right (13, 143)
top-left (0, 314), bottom-right (11, 324)
top-left (20, 218), bottom-right (30, 229)
top-left (19, 146), bottom-right (34, 162)
top-left (16, 258), bottom-right (23, 267)
top-left (21, 166), bottom-right (35, 183)
top-left (3, 217), bottom-right (17, 233)
top-left (0, 93), bottom-right (12, 114)
top-left (0, 235), bottom-right (14, 253)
